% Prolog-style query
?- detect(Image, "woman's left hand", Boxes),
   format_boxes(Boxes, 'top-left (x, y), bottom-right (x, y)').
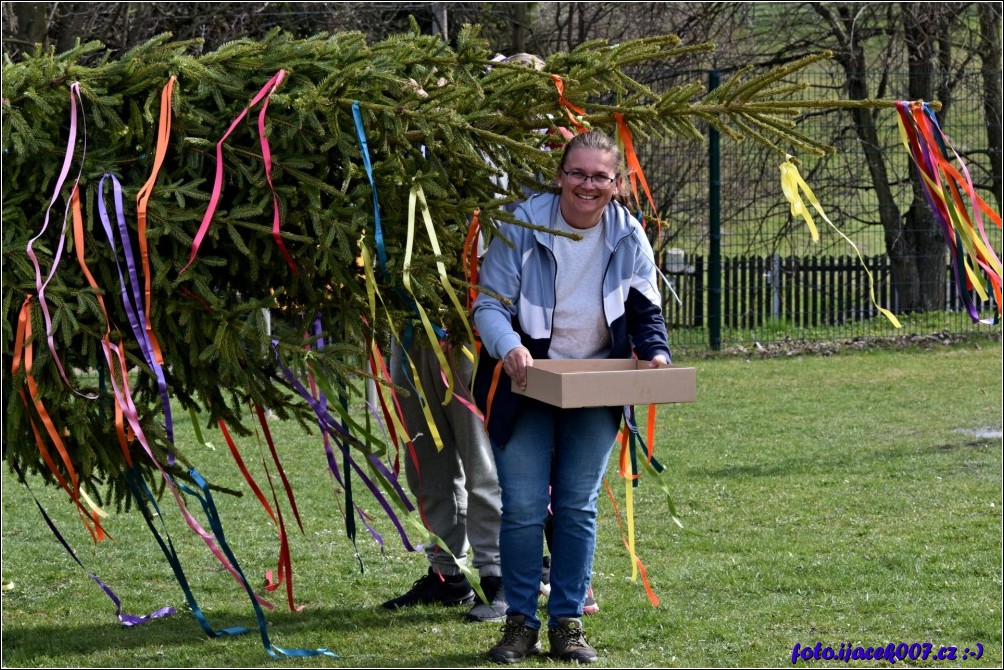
top-left (646, 354), bottom-right (669, 368)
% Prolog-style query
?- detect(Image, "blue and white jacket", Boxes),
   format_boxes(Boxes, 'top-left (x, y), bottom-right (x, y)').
top-left (472, 193), bottom-right (671, 445)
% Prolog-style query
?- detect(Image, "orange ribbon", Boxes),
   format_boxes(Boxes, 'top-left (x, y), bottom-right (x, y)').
top-left (71, 187), bottom-right (133, 467)
top-left (602, 478), bottom-right (659, 606)
top-left (613, 112), bottom-right (660, 230)
top-left (135, 76), bottom-right (175, 367)
top-left (463, 210), bottom-right (482, 312)
top-left (12, 296), bottom-right (106, 542)
top-left (551, 75), bottom-right (590, 133)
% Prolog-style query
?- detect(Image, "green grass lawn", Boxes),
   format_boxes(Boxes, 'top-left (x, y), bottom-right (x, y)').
top-left (2, 342), bottom-right (1001, 667)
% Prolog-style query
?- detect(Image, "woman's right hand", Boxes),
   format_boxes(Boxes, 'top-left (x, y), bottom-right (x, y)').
top-left (503, 346), bottom-right (534, 390)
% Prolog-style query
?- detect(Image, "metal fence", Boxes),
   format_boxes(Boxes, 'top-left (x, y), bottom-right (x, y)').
top-left (663, 254), bottom-right (988, 330)
top-left (638, 68), bottom-right (1001, 352)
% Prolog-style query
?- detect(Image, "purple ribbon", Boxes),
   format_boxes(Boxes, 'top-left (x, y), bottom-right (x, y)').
top-left (273, 339), bottom-right (415, 550)
top-left (14, 459), bottom-right (176, 627)
top-left (97, 174), bottom-right (175, 448)
top-left (90, 574), bottom-right (176, 627)
top-left (310, 320), bottom-right (345, 490)
top-left (307, 319), bottom-right (376, 545)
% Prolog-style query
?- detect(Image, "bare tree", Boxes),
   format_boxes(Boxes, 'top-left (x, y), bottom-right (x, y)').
top-left (802, 2), bottom-right (995, 312)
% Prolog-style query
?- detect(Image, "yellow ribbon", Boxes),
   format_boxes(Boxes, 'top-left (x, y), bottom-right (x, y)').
top-left (359, 239), bottom-right (486, 600)
top-left (779, 155), bottom-right (902, 328)
top-left (404, 186), bottom-right (455, 406)
top-left (361, 241), bottom-right (444, 451)
top-left (779, 156), bottom-right (821, 242)
top-left (625, 474), bottom-right (637, 581)
top-left (358, 244), bottom-right (411, 451)
top-left (413, 185), bottom-right (477, 352)
top-left (79, 489), bottom-right (110, 519)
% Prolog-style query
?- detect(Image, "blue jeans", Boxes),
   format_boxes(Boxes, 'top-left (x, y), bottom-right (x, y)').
top-left (491, 400), bottom-right (621, 629)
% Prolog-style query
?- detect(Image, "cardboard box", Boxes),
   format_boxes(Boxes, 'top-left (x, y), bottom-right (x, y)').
top-left (512, 359), bottom-right (696, 408)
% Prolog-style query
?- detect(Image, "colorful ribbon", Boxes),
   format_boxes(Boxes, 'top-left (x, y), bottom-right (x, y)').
top-left (98, 173), bottom-right (175, 444)
top-left (602, 475), bottom-right (659, 607)
top-left (11, 460), bottom-right (174, 627)
top-left (895, 101), bottom-right (1002, 323)
top-left (352, 101), bottom-right (389, 274)
top-left (11, 296), bottom-right (107, 540)
top-left (24, 82), bottom-right (93, 397)
top-left (178, 469), bottom-right (337, 659)
top-left (71, 188), bottom-right (133, 468)
top-left (126, 467), bottom-right (248, 638)
top-left (273, 340), bottom-right (416, 551)
top-left (219, 415), bottom-right (304, 612)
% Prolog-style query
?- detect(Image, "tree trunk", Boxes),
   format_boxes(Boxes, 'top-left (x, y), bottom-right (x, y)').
top-left (5, 2), bottom-right (50, 54)
top-left (55, 2), bottom-right (88, 53)
top-left (511, 3), bottom-right (529, 53)
top-left (431, 2), bottom-right (448, 40)
top-left (900, 4), bottom-right (947, 312)
top-left (978, 2), bottom-right (1003, 211)
top-left (813, 2), bottom-right (949, 314)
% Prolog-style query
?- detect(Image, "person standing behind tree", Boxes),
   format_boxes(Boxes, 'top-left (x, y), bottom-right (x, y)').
top-left (381, 333), bottom-right (507, 623)
top-left (473, 131), bottom-right (670, 663)
top-left (379, 69), bottom-right (509, 624)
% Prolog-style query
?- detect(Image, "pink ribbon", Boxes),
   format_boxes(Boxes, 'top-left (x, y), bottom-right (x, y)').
top-left (180, 70), bottom-right (296, 275)
top-left (25, 82), bottom-right (94, 397)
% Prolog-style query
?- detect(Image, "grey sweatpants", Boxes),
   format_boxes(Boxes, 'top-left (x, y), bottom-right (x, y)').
top-left (390, 338), bottom-right (502, 578)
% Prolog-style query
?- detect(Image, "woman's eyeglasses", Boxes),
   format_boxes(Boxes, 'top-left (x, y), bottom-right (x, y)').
top-left (560, 169), bottom-right (617, 187)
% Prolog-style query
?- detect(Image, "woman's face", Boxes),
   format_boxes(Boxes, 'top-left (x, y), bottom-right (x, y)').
top-left (555, 147), bottom-right (621, 229)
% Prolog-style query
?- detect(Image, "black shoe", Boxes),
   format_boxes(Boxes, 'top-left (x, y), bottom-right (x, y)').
top-left (466, 575), bottom-right (507, 622)
top-left (488, 614), bottom-right (541, 663)
top-left (382, 568), bottom-right (475, 609)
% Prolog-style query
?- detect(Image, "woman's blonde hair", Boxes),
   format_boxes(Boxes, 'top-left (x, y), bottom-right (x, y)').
top-left (557, 131), bottom-right (621, 172)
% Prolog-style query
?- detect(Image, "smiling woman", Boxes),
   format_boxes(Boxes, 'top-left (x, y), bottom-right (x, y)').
top-left (471, 130), bottom-right (671, 663)
top-left (555, 133), bottom-right (623, 230)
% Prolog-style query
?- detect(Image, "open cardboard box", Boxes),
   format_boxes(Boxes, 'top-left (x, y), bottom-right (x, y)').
top-left (512, 359), bottom-right (696, 408)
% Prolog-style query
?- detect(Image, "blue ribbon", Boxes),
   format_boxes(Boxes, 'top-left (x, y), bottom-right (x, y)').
top-left (178, 468), bottom-right (338, 659)
top-left (352, 101), bottom-right (389, 275)
top-left (351, 103), bottom-right (448, 344)
top-left (126, 468), bottom-right (245, 637)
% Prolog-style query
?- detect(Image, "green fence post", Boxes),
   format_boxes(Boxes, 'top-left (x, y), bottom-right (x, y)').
top-left (708, 70), bottom-right (722, 351)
